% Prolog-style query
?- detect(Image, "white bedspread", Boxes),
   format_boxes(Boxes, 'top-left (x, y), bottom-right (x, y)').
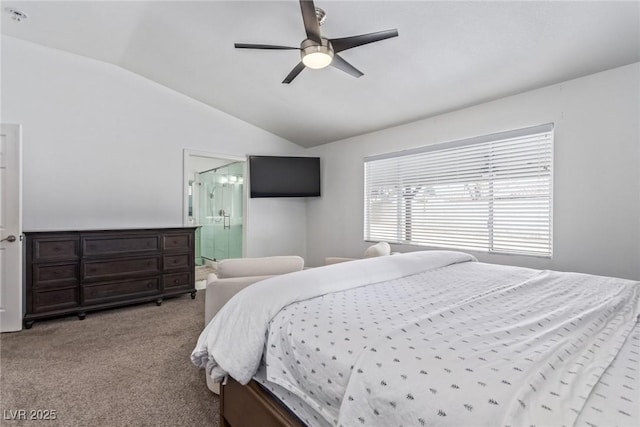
top-left (191, 251), bottom-right (640, 427)
top-left (191, 250), bottom-right (475, 384)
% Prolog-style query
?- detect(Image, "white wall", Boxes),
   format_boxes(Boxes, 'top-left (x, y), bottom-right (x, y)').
top-left (1, 37), bottom-right (307, 259)
top-left (307, 63), bottom-right (640, 280)
top-left (3, 37), bottom-right (638, 276)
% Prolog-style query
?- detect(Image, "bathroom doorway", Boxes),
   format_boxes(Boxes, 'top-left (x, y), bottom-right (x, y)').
top-left (183, 150), bottom-right (245, 269)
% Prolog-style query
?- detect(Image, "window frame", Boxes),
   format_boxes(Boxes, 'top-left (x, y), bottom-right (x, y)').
top-left (364, 124), bottom-right (554, 258)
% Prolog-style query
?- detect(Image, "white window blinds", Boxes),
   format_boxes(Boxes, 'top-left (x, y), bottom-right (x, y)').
top-left (364, 124), bottom-right (553, 257)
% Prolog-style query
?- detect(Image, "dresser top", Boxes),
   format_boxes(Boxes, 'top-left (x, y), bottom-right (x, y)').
top-left (24, 226), bottom-right (198, 234)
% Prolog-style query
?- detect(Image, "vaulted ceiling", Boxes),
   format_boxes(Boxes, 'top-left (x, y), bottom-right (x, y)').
top-left (2, 1), bottom-right (639, 147)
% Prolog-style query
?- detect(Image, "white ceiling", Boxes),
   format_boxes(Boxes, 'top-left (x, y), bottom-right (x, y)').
top-left (2, 1), bottom-right (639, 147)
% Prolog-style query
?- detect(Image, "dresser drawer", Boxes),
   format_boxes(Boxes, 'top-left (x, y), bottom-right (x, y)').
top-left (163, 254), bottom-right (191, 271)
top-left (83, 277), bottom-right (160, 304)
top-left (163, 272), bottom-right (193, 290)
top-left (82, 256), bottom-right (161, 281)
top-left (162, 233), bottom-right (192, 251)
top-left (32, 237), bottom-right (79, 262)
top-left (82, 235), bottom-right (160, 256)
top-left (33, 263), bottom-right (79, 290)
top-left (32, 288), bottom-right (79, 313)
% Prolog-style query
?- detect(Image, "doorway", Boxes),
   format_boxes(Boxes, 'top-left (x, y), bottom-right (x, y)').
top-left (1, 124), bottom-right (23, 332)
top-left (196, 162), bottom-right (244, 263)
top-left (183, 150), bottom-right (245, 267)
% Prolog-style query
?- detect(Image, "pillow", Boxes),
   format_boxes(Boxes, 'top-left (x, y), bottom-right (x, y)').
top-left (364, 242), bottom-right (391, 258)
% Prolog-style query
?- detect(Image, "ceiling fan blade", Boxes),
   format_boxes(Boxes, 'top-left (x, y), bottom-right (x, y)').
top-left (234, 43), bottom-right (299, 50)
top-left (299, 0), bottom-right (322, 44)
top-left (329, 29), bottom-right (399, 53)
top-left (331, 54), bottom-right (364, 78)
top-left (282, 62), bottom-right (306, 84)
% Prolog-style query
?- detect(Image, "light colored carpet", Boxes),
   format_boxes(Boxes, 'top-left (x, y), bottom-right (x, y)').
top-left (0, 292), bottom-right (219, 427)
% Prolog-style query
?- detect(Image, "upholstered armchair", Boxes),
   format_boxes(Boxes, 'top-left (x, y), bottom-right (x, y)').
top-left (325, 241), bottom-right (391, 265)
top-left (203, 255), bottom-right (305, 393)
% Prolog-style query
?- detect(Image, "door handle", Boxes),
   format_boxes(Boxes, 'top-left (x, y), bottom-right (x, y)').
top-left (1, 235), bottom-right (17, 243)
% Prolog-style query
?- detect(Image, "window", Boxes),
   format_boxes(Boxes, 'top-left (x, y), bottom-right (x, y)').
top-left (364, 124), bottom-right (553, 257)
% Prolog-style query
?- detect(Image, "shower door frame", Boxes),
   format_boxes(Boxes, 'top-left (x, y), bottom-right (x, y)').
top-left (182, 149), bottom-right (247, 259)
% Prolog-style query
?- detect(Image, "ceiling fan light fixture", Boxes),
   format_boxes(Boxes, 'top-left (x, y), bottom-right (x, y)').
top-left (301, 39), bottom-right (334, 69)
top-left (302, 50), bottom-right (333, 69)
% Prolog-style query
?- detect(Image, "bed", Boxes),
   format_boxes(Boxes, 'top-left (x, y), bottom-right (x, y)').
top-left (191, 251), bottom-right (640, 427)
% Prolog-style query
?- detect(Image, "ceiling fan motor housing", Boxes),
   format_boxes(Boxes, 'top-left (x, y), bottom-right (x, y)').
top-left (300, 38), bottom-right (334, 69)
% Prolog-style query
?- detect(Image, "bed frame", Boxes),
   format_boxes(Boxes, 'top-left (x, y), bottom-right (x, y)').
top-left (219, 378), bottom-right (304, 427)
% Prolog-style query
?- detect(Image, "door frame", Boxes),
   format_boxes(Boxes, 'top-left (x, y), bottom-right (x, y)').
top-left (182, 149), bottom-right (247, 258)
top-left (1, 124), bottom-right (23, 332)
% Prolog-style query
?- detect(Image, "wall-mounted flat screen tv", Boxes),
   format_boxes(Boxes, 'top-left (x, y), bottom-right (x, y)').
top-left (249, 155), bottom-right (321, 198)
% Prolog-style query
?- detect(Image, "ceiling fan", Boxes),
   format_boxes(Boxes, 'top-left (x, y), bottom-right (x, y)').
top-left (234, 0), bottom-right (399, 84)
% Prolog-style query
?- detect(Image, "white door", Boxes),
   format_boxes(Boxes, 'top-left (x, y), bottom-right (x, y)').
top-left (0, 124), bottom-right (22, 332)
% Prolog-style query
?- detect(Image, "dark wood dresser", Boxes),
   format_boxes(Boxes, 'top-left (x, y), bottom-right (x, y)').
top-left (23, 227), bottom-right (197, 328)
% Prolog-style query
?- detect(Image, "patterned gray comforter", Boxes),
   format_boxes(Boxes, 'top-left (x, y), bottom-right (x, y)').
top-left (264, 260), bottom-right (639, 427)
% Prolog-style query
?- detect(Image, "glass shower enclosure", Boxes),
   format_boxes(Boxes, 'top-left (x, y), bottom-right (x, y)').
top-left (193, 162), bottom-right (243, 264)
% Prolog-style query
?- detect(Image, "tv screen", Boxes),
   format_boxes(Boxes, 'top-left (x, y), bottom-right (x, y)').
top-left (249, 156), bottom-right (321, 198)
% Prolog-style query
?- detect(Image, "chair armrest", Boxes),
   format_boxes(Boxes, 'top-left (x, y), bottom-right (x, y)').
top-left (325, 257), bottom-right (357, 265)
top-left (217, 256), bottom-right (304, 278)
top-left (204, 275), bottom-right (273, 324)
